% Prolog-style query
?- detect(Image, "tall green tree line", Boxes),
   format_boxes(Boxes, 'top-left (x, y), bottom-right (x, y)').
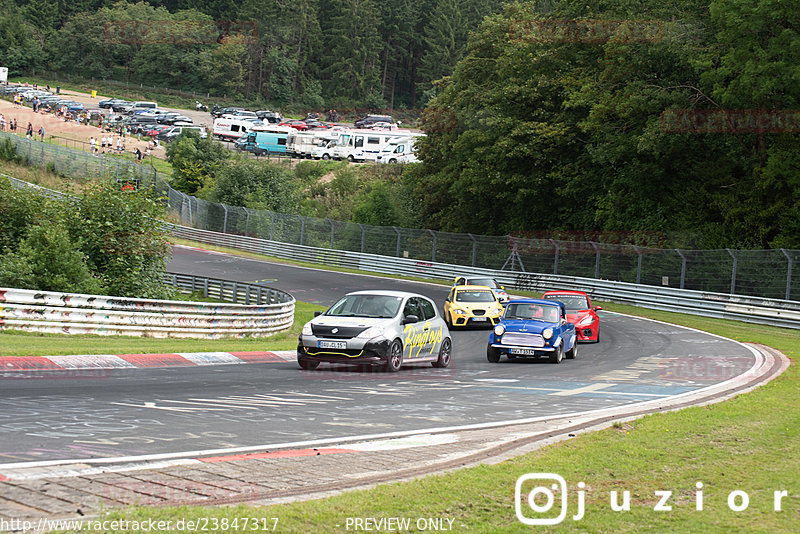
top-left (2, 0), bottom-right (505, 108)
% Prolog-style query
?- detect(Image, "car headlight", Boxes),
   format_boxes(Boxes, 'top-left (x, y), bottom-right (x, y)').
top-left (579, 316), bottom-right (595, 326)
top-left (543, 328), bottom-right (553, 340)
top-left (494, 325), bottom-right (505, 336)
top-left (301, 322), bottom-right (313, 336)
top-left (357, 325), bottom-right (386, 339)
top-left (452, 309), bottom-right (467, 315)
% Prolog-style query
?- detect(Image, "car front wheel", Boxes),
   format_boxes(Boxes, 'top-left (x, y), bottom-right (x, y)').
top-left (550, 344), bottom-right (563, 364)
top-left (384, 340), bottom-right (403, 372)
top-left (487, 345), bottom-right (500, 363)
top-left (432, 338), bottom-right (452, 368)
top-left (298, 358), bottom-right (320, 370)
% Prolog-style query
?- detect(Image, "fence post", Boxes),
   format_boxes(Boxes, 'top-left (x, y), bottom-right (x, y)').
top-left (358, 223), bottom-right (365, 253)
top-left (632, 245), bottom-right (643, 285)
top-left (468, 233), bottom-right (477, 267)
top-left (393, 226), bottom-right (401, 257)
top-left (327, 218), bottom-right (334, 248)
top-left (299, 216), bottom-right (306, 245)
top-left (591, 241), bottom-right (600, 279)
top-left (675, 249), bottom-right (687, 289)
top-left (429, 229), bottom-right (437, 262)
top-left (222, 204), bottom-right (228, 233)
top-left (781, 249), bottom-right (793, 301)
top-left (726, 248), bottom-right (737, 294)
top-left (269, 212), bottom-right (275, 241)
top-left (244, 207), bottom-right (250, 236)
top-left (549, 239), bottom-right (559, 275)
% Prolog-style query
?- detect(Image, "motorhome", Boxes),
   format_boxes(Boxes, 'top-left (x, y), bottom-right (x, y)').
top-left (376, 134), bottom-right (425, 164)
top-left (244, 125), bottom-right (294, 155)
top-left (332, 129), bottom-right (411, 162)
top-left (310, 135), bottom-right (340, 160)
top-left (287, 130), bottom-right (340, 158)
top-left (213, 117), bottom-right (260, 141)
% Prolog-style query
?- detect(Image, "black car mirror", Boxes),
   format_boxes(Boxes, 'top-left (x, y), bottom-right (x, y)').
top-left (314, 311), bottom-right (323, 317)
top-left (402, 314), bottom-right (419, 324)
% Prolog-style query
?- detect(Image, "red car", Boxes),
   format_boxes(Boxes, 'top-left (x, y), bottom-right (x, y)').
top-left (541, 290), bottom-right (602, 342)
top-left (279, 120), bottom-right (309, 131)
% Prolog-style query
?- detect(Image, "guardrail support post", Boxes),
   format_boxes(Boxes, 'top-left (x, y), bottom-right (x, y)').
top-left (244, 207), bottom-right (250, 236)
top-left (550, 239), bottom-right (559, 275)
top-left (327, 218), bottom-right (335, 248)
top-left (429, 229), bottom-right (437, 262)
top-left (393, 226), bottom-right (401, 257)
top-left (203, 277), bottom-right (209, 298)
top-left (468, 233), bottom-right (477, 267)
top-left (633, 246), bottom-right (642, 285)
top-left (726, 248), bottom-right (737, 294)
top-left (781, 249), bottom-right (793, 300)
top-left (591, 241), bottom-right (600, 279)
top-left (358, 223), bottom-right (366, 253)
top-left (675, 249), bottom-right (687, 289)
top-left (222, 204), bottom-right (228, 234)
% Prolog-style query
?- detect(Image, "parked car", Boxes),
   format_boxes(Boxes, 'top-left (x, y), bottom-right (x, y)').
top-left (443, 285), bottom-right (504, 329)
top-left (157, 125), bottom-right (207, 142)
top-left (213, 106), bottom-right (244, 118)
top-left (304, 120), bottom-right (332, 129)
top-left (256, 110), bottom-right (283, 123)
top-left (453, 276), bottom-right (510, 305)
top-left (542, 290), bottom-right (602, 342)
top-left (145, 125), bottom-right (172, 137)
top-left (354, 114), bottom-right (392, 129)
top-left (233, 133), bottom-right (249, 151)
top-left (99, 98), bottom-right (127, 109)
top-left (297, 290), bottom-right (452, 372)
top-left (111, 100), bottom-right (132, 112)
top-left (158, 113), bottom-right (193, 125)
top-left (486, 299), bottom-right (578, 364)
top-left (280, 120), bottom-right (309, 131)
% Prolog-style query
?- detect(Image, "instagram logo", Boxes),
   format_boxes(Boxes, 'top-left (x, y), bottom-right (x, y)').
top-left (515, 473), bottom-right (584, 525)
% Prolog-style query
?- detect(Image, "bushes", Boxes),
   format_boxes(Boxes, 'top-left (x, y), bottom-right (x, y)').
top-left (0, 176), bottom-right (174, 298)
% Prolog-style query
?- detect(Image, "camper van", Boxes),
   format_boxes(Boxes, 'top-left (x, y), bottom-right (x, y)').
top-left (244, 125), bottom-right (293, 155)
top-left (287, 130), bottom-right (341, 158)
top-left (331, 129), bottom-right (408, 162)
top-left (213, 117), bottom-right (262, 141)
top-left (310, 135), bottom-right (340, 160)
top-left (376, 134), bottom-right (425, 164)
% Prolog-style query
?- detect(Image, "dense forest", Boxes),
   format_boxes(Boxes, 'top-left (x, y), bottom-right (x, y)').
top-left (2, 0), bottom-right (799, 249)
top-left (0, 0), bottom-right (504, 108)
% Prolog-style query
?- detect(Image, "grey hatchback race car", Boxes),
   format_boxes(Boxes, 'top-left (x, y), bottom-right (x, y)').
top-left (297, 290), bottom-right (452, 372)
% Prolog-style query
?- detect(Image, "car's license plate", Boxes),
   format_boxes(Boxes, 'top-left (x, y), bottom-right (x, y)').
top-left (510, 348), bottom-right (538, 355)
top-left (318, 340), bottom-right (347, 349)
top-left (471, 317), bottom-right (488, 321)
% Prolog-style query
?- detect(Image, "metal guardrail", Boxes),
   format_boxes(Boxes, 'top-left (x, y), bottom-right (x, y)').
top-left (0, 274), bottom-right (295, 338)
top-left (168, 224), bottom-right (800, 330)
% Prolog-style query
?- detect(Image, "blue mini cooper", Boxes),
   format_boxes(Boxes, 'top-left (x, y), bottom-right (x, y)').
top-left (486, 298), bottom-right (577, 364)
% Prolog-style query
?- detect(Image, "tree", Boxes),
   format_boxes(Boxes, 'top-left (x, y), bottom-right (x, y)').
top-left (165, 130), bottom-right (230, 195)
top-left (212, 159), bottom-right (297, 212)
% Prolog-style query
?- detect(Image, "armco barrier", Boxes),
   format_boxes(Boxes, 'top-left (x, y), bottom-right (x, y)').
top-left (169, 224), bottom-right (800, 330)
top-left (0, 274), bottom-right (295, 338)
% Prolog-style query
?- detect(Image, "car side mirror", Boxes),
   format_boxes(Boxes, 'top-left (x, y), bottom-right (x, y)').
top-left (445, 297), bottom-right (450, 302)
top-left (314, 311), bottom-right (323, 317)
top-left (402, 314), bottom-right (419, 325)
top-left (595, 306), bottom-right (603, 311)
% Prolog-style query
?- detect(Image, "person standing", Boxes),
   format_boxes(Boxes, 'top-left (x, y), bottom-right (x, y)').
top-left (116, 137), bottom-right (122, 154)
top-left (26, 122), bottom-right (33, 139)
top-left (38, 126), bottom-right (45, 141)
top-left (89, 136), bottom-right (96, 154)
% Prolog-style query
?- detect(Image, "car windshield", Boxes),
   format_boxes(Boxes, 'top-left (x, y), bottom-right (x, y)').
top-left (467, 278), bottom-right (499, 289)
top-left (504, 303), bottom-right (560, 323)
top-left (544, 294), bottom-right (589, 311)
top-left (456, 290), bottom-right (496, 303)
top-left (326, 294), bottom-right (403, 318)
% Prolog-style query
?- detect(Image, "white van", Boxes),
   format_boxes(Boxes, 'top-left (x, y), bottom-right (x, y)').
top-left (311, 136), bottom-right (340, 160)
top-left (125, 101), bottom-right (158, 114)
top-left (376, 134), bottom-right (425, 164)
top-left (288, 130), bottom-right (340, 158)
top-left (213, 117), bottom-right (258, 141)
top-left (332, 129), bottom-right (407, 162)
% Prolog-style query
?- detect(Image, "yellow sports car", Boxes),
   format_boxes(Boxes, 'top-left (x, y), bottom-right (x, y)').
top-left (443, 285), bottom-right (504, 328)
